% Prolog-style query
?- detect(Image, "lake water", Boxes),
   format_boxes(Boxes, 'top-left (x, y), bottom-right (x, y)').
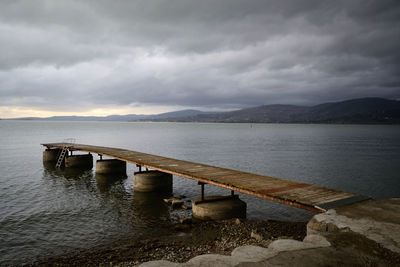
top-left (0, 121), bottom-right (399, 265)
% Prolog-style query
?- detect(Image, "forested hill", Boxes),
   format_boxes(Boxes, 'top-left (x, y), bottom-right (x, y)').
top-left (8, 98), bottom-right (400, 124)
top-left (157, 98), bottom-right (400, 123)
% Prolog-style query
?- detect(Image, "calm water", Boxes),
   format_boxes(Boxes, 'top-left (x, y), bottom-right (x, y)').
top-left (0, 121), bottom-right (399, 265)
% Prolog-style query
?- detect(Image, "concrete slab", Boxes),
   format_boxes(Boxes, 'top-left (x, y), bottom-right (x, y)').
top-left (308, 198), bottom-right (400, 253)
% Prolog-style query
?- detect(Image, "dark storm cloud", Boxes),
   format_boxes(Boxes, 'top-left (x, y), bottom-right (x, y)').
top-left (0, 0), bottom-right (399, 114)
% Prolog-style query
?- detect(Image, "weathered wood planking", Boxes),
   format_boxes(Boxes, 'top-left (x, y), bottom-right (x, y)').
top-left (42, 143), bottom-right (370, 213)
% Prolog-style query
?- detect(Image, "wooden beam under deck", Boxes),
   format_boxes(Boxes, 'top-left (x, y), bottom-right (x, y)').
top-left (42, 143), bottom-right (370, 213)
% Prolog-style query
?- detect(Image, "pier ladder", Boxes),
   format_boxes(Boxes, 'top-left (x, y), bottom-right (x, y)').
top-left (55, 146), bottom-right (68, 168)
top-left (55, 138), bottom-right (75, 168)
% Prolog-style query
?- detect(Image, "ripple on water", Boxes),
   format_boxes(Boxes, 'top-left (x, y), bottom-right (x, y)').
top-left (0, 121), bottom-right (399, 265)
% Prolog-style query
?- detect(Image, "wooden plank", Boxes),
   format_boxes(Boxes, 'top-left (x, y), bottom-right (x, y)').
top-left (271, 186), bottom-right (355, 206)
top-left (42, 142), bottom-right (370, 212)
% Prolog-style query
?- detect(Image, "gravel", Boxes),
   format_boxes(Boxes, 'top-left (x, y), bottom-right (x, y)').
top-left (25, 219), bottom-right (307, 267)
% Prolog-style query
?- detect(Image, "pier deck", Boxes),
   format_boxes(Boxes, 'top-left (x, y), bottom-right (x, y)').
top-left (42, 143), bottom-right (370, 213)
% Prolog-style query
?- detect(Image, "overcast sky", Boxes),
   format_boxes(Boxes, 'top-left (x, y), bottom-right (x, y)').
top-left (1, 0), bottom-right (399, 118)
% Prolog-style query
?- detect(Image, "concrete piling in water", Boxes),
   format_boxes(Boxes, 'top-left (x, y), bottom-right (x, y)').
top-left (65, 154), bottom-right (93, 169)
top-left (134, 170), bottom-right (173, 193)
top-left (95, 159), bottom-right (126, 175)
top-left (192, 195), bottom-right (247, 220)
top-left (43, 148), bottom-right (62, 163)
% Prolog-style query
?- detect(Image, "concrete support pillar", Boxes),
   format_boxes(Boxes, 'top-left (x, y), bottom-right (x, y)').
top-left (65, 154), bottom-right (93, 169)
top-left (134, 170), bottom-right (172, 193)
top-left (43, 148), bottom-right (61, 163)
top-left (192, 195), bottom-right (247, 220)
top-left (95, 159), bottom-right (126, 175)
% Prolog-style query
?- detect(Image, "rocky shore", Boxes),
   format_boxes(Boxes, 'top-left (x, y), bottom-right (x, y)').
top-left (24, 198), bottom-right (400, 267)
top-left (26, 218), bottom-right (306, 266)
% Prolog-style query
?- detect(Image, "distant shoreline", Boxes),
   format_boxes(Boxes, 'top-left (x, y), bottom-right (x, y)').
top-left (2, 98), bottom-right (400, 124)
top-left (2, 119), bottom-right (400, 125)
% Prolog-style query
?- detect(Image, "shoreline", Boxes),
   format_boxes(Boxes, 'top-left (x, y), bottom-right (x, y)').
top-left (25, 218), bottom-right (307, 266)
top-left (17, 199), bottom-right (400, 266)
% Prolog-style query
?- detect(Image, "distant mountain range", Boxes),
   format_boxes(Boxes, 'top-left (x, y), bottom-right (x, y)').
top-left (8, 98), bottom-right (400, 124)
top-left (11, 109), bottom-right (210, 122)
top-left (163, 97), bottom-right (400, 124)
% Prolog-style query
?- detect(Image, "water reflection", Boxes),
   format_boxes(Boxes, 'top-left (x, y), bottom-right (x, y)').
top-left (95, 173), bottom-right (127, 193)
top-left (131, 191), bottom-right (171, 224)
top-left (43, 161), bottom-right (57, 171)
top-left (44, 162), bottom-right (94, 179)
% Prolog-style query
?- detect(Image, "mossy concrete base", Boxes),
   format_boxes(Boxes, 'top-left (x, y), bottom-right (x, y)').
top-left (65, 154), bottom-right (93, 169)
top-left (134, 170), bottom-right (172, 193)
top-left (43, 148), bottom-right (61, 163)
top-left (192, 196), bottom-right (247, 220)
top-left (96, 159), bottom-right (126, 174)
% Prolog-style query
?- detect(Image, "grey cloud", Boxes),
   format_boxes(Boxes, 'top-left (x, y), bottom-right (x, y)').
top-left (0, 0), bottom-right (399, 115)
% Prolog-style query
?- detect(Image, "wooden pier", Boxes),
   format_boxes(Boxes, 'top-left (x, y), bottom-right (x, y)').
top-left (42, 143), bottom-right (370, 213)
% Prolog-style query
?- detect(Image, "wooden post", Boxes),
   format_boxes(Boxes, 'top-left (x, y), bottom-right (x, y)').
top-left (198, 182), bottom-right (205, 201)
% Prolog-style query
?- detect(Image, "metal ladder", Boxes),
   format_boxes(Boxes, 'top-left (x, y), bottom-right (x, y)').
top-left (55, 146), bottom-right (68, 168)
